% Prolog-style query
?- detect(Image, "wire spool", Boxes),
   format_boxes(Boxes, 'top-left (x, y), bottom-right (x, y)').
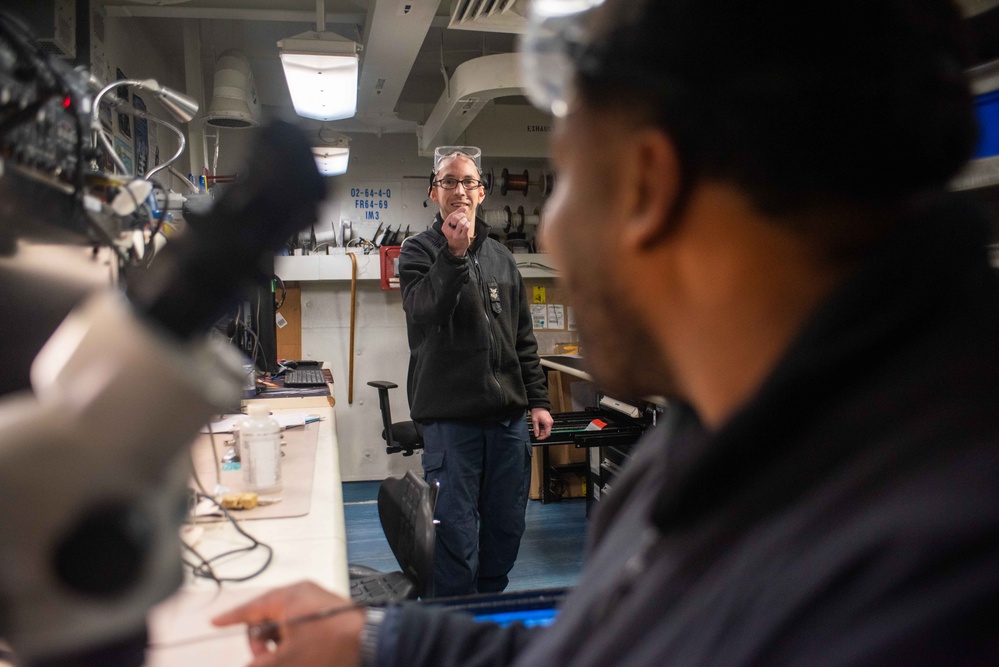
top-left (495, 168), bottom-right (554, 198)
top-left (506, 206), bottom-right (527, 246)
top-left (482, 207), bottom-right (510, 229)
top-left (523, 206), bottom-right (542, 227)
top-left (501, 205), bottom-right (514, 233)
top-left (482, 167), bottom-right (495, 195)
top-left (514, 206), bottom-right (527, 233)
top-left (505, 238), bottom-right (532, 253)
top-left (533, 206), bottom-right (546, 253)
top-left (541, 171), bottom-right (555, 197)
top-left (500, 168), bottom-right (530, 196)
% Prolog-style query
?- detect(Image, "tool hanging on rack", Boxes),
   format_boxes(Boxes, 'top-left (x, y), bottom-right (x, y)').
top-left (369, 221), bottom-right (384, 247)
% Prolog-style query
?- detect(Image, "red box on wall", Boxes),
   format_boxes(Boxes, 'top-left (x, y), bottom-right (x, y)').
top-left (380, 245), bottom-right (402, 290)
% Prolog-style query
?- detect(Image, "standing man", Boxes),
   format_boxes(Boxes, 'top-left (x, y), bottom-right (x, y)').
top-left (397, 145), bottom-right (553, 597)
top-left (215, 0), bottom-right (999, 664)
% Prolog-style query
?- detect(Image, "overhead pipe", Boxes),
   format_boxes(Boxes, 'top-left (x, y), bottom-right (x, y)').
top-left (103, 6), bottom-right (365, 24)
top-left (182, 19), bottom-right (206, 179)
top-left (418, 53), bottom-right (523, 154)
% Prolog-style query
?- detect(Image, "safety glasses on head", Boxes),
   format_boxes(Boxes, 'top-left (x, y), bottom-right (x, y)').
top-left (433, 146), bottom-right (482, 174)
top-left (519, 0), bottom-right (606, 118)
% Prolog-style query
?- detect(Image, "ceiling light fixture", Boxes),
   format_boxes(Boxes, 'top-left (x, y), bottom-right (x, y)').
top-left (313, 145), bottom-right (350, 176)
top-left (313, 132), bottom-right (350, 175)
top-left (278, 2), bottom-right (359, 121)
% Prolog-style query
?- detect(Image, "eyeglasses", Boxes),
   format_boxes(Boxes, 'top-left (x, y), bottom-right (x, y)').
top-left (432, 177), bottom-right (484, 190)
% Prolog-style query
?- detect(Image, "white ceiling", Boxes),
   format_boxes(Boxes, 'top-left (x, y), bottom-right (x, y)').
top-left (95, 0), bottom-right (529, 139)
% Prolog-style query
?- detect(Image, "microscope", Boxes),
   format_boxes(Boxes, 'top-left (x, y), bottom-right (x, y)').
top-left (0, 10), bottom-right (325, 665)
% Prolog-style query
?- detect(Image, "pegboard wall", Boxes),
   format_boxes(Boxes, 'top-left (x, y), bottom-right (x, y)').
top-left (315, 133), bottom-right (555, 253)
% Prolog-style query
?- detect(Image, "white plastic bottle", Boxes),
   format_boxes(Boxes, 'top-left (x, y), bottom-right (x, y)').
top-left (238, 402), bottom-right (283, 493)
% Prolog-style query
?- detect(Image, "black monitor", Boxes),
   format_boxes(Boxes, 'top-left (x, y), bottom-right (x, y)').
top-left (215, 255), bottom-right (279, 376)
top-left (246, 255), bottom-right (279, 376)
top-left (249, 272), bottom-right (278, 375)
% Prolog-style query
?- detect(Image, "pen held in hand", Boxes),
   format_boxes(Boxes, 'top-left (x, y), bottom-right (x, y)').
top-left (147, 602), bottom-right (368, 651)
top-left (247, 602), bottom-right (366, 643)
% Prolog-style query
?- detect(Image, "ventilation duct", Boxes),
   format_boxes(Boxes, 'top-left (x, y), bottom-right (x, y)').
top-left (204, 50), bottom-right (262, 129)
top-left (18, 0), bottom-right (76, 58)
top-left (418, 53), bottom-right (523, 154)
top-left (448, 0), bottom-right (530, 33)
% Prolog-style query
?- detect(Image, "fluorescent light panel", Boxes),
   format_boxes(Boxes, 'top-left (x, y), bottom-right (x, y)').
top-left (313, 146), bottom-right (349, 175)
top-left (280, 52), bottom-right (358, 121)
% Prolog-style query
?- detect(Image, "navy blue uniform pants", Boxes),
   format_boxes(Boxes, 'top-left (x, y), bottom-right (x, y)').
top-left (421, 413), bottom-right (532, 597)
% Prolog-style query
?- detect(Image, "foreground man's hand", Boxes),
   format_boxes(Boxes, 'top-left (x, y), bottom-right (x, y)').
top-left (212, 581), bottom-right (366, 667)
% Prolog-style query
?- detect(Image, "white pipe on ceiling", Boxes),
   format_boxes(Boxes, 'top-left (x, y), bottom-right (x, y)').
top-left (102, 5), bottom-right (366, 25)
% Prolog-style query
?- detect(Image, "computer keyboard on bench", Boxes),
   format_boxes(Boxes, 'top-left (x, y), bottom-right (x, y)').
top-left (283, 368), bottom-right (329, 387)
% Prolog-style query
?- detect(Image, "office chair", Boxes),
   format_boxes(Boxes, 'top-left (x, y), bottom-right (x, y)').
top-left (349, 470), bottom-right (439, 604)
top-left (367, 380), bottom-right (424, 456)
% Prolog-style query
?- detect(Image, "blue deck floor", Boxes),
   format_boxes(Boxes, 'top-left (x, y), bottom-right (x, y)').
top-left (343, 481), bottom-right (588, 592)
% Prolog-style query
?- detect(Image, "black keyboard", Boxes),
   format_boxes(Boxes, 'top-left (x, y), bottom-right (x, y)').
top-left (284, 368), bottom-right (328, 387)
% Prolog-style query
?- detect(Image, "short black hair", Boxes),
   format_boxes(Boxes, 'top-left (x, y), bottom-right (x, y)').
top-left (576, 0), bottom-right (977, 237)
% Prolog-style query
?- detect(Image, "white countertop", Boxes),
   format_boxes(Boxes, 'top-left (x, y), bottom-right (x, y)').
top-left (145, 401), bottom-right (347, 666)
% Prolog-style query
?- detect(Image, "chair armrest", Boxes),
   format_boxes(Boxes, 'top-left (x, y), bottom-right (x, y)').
top-left (367, 380), bottom-right (398, 390)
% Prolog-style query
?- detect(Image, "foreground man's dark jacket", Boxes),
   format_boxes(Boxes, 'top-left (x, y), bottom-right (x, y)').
top-left (374, 194), bottom-right (999, 666)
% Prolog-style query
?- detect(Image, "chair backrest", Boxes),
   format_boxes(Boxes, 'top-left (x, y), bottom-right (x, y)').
top-left (377, 470), bottom-right (438, 598)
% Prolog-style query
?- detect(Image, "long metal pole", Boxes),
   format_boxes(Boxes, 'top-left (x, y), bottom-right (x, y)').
top-left (347, 250), bottom-right (357, 404)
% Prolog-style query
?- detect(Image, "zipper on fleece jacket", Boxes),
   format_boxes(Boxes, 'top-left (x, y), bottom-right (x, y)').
top-left (471, 252), bottom-right (503, 399)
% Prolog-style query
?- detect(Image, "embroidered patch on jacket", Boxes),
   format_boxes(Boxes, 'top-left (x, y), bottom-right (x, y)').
top-left (488, 281), bottom-right (502, 314)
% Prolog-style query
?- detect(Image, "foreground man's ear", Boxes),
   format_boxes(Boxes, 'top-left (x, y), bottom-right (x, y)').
top-left (620, 128), bottom-right (685, 252)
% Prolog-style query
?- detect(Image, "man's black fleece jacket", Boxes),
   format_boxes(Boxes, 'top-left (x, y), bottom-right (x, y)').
top-left (398, 214), bottom-right (550, 423)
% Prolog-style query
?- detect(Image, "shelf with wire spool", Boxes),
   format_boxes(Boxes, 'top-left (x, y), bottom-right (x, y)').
top-left (496, 168), bottom-right (555, 198)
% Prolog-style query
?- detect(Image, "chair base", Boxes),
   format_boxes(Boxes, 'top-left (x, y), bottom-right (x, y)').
top-left (385, 444), bottom-right (423, 456)
top-left (350, 571), bottom-right (417, 605)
